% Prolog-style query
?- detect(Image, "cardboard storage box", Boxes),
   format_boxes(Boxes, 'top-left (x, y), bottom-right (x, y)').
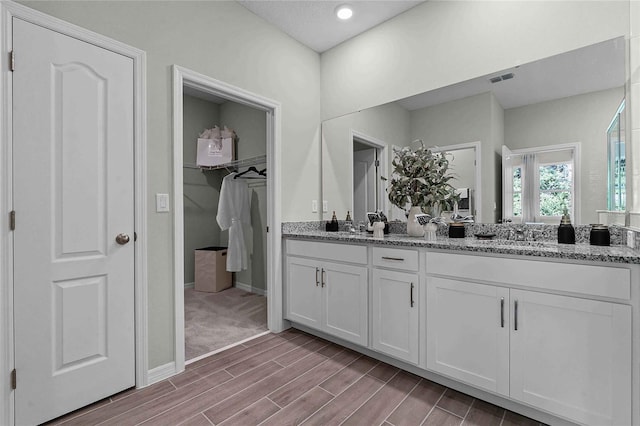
top-left (194, 247), bottom-right (232, 292)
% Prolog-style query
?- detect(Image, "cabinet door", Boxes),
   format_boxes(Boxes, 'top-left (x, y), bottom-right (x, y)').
top-left (372, 269), bottom-right (419, 364)
top-left (285, 257), bottom-right (322, 329)
top-left (510, 289), bottom-right (631, 426)
top-left (323, 262), bottom-right (368, 346)
top-left (426, 277), bottom-right (510, 396)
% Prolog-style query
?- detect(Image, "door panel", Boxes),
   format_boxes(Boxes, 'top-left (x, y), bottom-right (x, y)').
top-left (323, 262), bottom-right (368, 346)
top-left (372, 269), bottom-right (419, 364)
top-left (426, 277), bottom-right (509, 396)
top-left (285, 257), bottom-right (322, 328)
top-left (13, 18), bottom-right (135, 425)
top-left (510, 289), bottom-right (631, 426)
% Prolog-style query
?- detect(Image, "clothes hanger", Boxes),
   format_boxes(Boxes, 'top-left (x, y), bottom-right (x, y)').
top-left (234, 166), bottom-right (265, 179)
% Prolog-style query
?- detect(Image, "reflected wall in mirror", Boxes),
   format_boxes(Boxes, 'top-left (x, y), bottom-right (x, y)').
top-left (321, 37), bottom-right (626, 225)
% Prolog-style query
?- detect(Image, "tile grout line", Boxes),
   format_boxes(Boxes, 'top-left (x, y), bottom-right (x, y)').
top-left (498, 407), bottom-right (507, 426)
top-left (418, 387), bottom-right (448, 426)
top-left (382, 377), bottom-right (423, 426)
top-left (191, 342), bottom-right (346, 425)
top-left (337, 369), bottom-right (402, 426)
top-left (460, 398), bottom-right (476, 425)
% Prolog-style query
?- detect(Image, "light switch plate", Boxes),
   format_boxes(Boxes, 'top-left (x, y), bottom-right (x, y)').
top-left (322, 200), bottom-right (328, 213)
top-left (312, 200), bottom-right (318, 213)
top-left (156, 193), bottom-right (170, 213)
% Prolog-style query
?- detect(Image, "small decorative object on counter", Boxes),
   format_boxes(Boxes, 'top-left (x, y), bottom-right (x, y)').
top-left (325, 211), bottom-right (339, 232)
top-left (344, 211), bottom-right (353, 232)
top-left (590, 224), bottom-right (611, 246)
top-left (345, 211), bottom-right (352, 222)
top-left (415, 213), bottom-right (440, 241)
top-left (557, 207), bottom-right (575, 244)
top-left (448, 222), bottom-right (465, 238)
top-left (372, 221), bottom-right (385, 239)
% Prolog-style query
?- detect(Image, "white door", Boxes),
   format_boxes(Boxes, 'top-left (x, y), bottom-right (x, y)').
top-left (372, 269), bottom-right (419, 364)
top-left (285, 257), bottom-right (322, 329)
top-left (426, 277), bottom-right (509, 396)
top-left (13, 18), bottom-right (135, 425)
top-left (510, 289), bottom-right (631, 426)
top-left (323, 262), bottom-right (368, 346)
top-left (353, 148), bottom-right (376, 223)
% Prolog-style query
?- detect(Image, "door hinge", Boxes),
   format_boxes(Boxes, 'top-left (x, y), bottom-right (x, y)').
top-left (266, 226), bottom-right (269, 233)
top-left (375, 160), bottom-right (380, 167)
top-left (9, 50), bottom-right (14, 72)
top-left (134, 231), bottom-right (137, 242)
top-left (10, 369), bottom-right (16, 390)
top-left (9, 210), bottom-right (15, 230)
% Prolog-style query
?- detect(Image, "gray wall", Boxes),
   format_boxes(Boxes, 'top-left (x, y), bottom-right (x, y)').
top-left (504, 87), bottom-right (625, 224)
top-left (219, 102), bottom-right (267, 293)
top-left (320, 1), bottom-right (628, 120)
top-left (410, 92), bottom-right (504, 222)
top-left (21, 0), bottom-right (321, 369)
top-left (183, 95), bottom-right (222, 285)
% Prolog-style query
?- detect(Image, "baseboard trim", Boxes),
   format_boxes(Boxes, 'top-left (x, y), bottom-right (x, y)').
top-left (234, 281), bottom-right (267, 297)
top-left (184, 281), bottom-right (194, 289)
top-left (147, 361), bottom-right (177, 385)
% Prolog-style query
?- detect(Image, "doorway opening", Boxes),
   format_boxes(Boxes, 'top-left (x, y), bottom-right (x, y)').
top-left (351, 131), bottom-right (388, 225)
top-left (172, 66), bottom-right (283, 373)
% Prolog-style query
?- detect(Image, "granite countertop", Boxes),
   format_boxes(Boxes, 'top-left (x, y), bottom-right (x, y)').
top-left (282, 230), bottom-right (640, 264)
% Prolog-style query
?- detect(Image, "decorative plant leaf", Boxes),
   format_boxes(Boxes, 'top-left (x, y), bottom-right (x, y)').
top-left (384, 139), bottom-right (460, 212)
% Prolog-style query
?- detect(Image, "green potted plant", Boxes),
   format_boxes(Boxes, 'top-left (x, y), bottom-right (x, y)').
top-left (385, 140), bottom-right (460, 237)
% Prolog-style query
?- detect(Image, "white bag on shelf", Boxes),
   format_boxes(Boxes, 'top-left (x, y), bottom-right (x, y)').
top-left (196, 137), bottom-right (234, 167)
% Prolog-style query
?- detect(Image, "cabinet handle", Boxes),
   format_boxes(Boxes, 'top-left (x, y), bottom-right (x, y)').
top-left (500, 297), bottom-right (504, 328)
top-left (321, 269), bottom-right (326, 288)
top-left (382, 256), bottom-right (405, 261)
top-left (315, 267), bottom-right (319, 287)
top-left (514, 299), bottom-right (518, 331)
top-left (410, 283), bottom-right (415, 307)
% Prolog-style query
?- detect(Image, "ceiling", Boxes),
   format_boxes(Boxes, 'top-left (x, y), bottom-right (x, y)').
top-left (237, 0), bottom-right (425, 53)
top-left (397, 37), bottom-right (626, 111)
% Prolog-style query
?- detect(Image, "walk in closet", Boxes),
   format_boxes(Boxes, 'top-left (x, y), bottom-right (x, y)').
top-left (182, 89), bottom-right (268, 361)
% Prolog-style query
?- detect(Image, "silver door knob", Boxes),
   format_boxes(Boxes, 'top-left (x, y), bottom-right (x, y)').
top-left (115, 233), bottom-right (130, 245)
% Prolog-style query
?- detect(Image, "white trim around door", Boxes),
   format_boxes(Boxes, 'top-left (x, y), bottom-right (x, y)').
top-left (172, 65), bottom-right (283, 376)
top-left (0, 2), bottom-right (148, 424)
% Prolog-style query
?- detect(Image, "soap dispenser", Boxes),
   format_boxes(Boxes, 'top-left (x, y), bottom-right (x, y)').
top-left (325, 211), bottom-right (339, 232)
top-left (557, 207), bottom-right (575, 244)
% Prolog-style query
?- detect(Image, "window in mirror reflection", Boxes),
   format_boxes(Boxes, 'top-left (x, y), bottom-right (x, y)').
top-left (503, 145), bottom-right (577, 224)
top-left (607, 100), bottom-right (626, 211)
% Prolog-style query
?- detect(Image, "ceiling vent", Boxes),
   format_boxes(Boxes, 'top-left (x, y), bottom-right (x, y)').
top-left (489, 72), bottom-right (515, 83)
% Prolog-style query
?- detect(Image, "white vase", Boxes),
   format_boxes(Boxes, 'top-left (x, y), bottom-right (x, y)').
top-left (407, 206), bottom-right (425, 237)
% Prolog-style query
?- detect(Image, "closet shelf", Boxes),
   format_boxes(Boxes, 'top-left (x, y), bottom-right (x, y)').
top-left (184, 154), bottom-right (266, 171)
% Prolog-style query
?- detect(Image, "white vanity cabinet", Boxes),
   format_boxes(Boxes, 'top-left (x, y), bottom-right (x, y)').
top-left (426, 252), bottom-right (632, 426)
top-left (372, 269), bottom-right (420, 364)
top-left (285, 240), bottom-right (368, 346)
top-left (370, 246), bottom-right (421, 364)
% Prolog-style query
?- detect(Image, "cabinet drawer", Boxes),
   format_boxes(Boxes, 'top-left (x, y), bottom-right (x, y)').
top-left (426, 252), bottom-right (631, 300)
top-left (286, 239), bottom-right (367, 265)
top-left (373, 247), bottom-right (419, 271)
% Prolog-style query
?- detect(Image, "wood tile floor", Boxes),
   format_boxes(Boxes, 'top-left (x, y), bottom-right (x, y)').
top-left (46, 329), bottom-right (545, 426)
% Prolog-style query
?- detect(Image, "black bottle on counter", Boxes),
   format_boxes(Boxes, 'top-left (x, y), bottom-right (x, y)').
top-left (326, 211), bottom-right (339, 232)
top-left (557, 210), bottom-right (575, 244)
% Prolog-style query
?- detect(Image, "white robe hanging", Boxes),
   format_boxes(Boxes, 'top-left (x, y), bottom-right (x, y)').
top-left (217, 173), bottom-right (251, 272)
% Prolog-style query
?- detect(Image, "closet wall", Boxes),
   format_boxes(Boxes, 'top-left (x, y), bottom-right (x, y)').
top-left (183, 94), bottom-right (267, 294)
top-left (183, 95), bottom-right (223, 285)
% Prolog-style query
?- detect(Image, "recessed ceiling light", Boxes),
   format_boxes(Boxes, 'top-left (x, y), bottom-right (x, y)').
top-left (336, 5), bottom-right (353, 20)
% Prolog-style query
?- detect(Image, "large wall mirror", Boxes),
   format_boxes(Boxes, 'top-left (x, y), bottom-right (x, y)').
top-left (322, 36), bottom-right (626, 225)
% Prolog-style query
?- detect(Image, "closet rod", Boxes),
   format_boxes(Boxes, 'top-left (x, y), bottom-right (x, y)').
top-left (183, 154), bottom-right (267, 171)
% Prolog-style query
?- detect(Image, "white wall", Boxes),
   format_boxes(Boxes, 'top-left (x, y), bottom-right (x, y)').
top-left (505, 87), bottom-right (625, 224)
top-left (320, 1), bottom-right (629, 121)
top-left (21, 0), bottom-right (321, 369)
